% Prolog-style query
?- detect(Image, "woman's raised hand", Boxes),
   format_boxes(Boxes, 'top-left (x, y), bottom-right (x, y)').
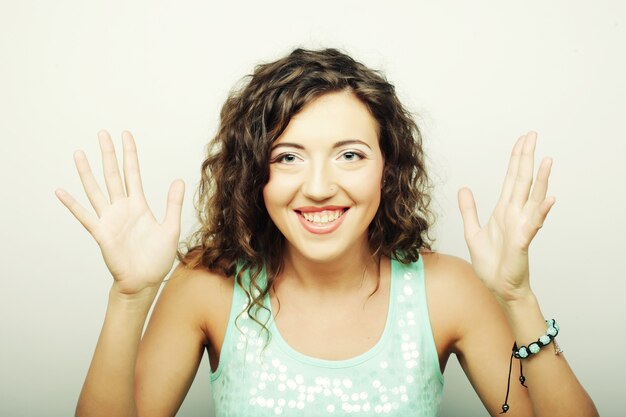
top-left (55, 130), bottom-right (185, 296)
top-left (457, 131), bottom-right (555, 304)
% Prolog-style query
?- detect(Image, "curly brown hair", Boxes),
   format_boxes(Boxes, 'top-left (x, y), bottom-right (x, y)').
top-left (178, 47), bottom-right (433, 341)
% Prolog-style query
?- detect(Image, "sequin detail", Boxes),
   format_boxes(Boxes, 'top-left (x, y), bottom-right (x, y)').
top-left (210, 258), bottom-right (443, 416)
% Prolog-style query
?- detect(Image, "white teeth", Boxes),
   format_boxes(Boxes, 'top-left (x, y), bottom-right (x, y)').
top-left (301, 209), bottom-right (344, 224)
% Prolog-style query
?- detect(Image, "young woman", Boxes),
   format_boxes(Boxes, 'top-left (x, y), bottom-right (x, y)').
top-left (56, 48), bottom-right (598, 417)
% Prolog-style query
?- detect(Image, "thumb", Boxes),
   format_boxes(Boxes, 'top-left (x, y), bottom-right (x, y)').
top-left (163, 179), bottom-right (185, 232)
top-left (458, 187), bottom-right (481, 239)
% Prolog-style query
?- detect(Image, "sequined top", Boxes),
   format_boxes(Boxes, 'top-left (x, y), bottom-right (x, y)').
top-left (209, 257), bottom-right (444, 416)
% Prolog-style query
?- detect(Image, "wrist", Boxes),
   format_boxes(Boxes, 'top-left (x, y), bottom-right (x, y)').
top-left (501, 290), bottom-right (538, 312)
top-left (500, 291), bottom-right (550, 344)
top-left (109, 283), bottom-right (159, 311)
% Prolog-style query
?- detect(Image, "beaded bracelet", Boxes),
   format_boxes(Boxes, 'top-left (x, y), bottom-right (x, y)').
top-left (500, 319), bottom-right (561, 414)
top-left (514, 319), bottom-right (560, 359)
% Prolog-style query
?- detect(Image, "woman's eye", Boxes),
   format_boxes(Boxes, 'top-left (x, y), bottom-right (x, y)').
top-left (275, 153), bottom-right (300, 164)
top-left (339, 151), bottom-right (363, 161)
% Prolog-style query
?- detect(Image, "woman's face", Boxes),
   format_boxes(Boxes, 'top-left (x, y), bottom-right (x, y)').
top-left (263, 90), bottom-right (384, 263)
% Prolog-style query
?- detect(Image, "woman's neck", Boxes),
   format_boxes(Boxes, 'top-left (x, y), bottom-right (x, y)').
top-left (277, 242), bottom-right (382, 297)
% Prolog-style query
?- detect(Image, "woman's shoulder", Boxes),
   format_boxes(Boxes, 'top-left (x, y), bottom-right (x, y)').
top-left (419, 252), bottom-right (499, 355)
top-left (420, 251), bottom-right (493, 302)
top-left (158, 256), bottom-right (236, 344)
top-left (420, 251), bottom-right (475, 283)
top-left (166, 257), bottom-right (234, 297)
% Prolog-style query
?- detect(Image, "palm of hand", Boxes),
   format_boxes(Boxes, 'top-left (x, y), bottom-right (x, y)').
top-left (458, 132), bottom-right (555, 303)
top-left (56, 131), bottom-right (185, 295)
top-left (94, 197), bottom-right (178, 293)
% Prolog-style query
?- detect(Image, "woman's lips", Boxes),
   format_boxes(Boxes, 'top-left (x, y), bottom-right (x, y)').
top-left (295, 208), bottom-right (348, 234)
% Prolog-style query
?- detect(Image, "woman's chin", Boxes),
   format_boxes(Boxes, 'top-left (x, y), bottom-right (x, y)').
top-left (286, 239), bottom-right (369, 265)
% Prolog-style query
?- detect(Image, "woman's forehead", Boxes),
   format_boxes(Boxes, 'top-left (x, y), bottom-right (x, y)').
top-left (274, 91), bottom-right (380, 147)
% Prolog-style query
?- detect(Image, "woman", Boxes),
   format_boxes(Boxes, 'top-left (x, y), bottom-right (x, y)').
top-left (56, 48), bottom-right (598, 417)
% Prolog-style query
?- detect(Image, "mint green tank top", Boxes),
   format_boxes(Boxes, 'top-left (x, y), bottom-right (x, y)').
top-left (209, 257), bottom-right (444, 416)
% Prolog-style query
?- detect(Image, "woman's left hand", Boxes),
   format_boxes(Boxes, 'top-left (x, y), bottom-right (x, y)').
top-left (457, 131), bottom-right (556, 304)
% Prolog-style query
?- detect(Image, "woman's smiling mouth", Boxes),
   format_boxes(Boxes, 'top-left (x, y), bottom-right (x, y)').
top-left (294, 207), bottom-right (349, 234)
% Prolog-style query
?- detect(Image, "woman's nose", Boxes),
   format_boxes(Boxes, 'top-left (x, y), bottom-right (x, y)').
top-left (301, 163), bottom-right (337, 200)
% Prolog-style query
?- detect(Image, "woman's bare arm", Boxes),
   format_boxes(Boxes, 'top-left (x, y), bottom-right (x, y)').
top-left (76, 286), bottom-right (159, 417)
top-left (455, 131), bottom-right (598, 416)
top-left (56, 130), bottom-right (187, 416)
top-left (429, 254), bottom-right (596, 417)
top-left (134, 264), bottom-right (233, 417)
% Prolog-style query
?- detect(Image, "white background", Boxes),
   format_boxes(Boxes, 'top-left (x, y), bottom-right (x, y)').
top-left (1, 1), bottom-right (624, 416)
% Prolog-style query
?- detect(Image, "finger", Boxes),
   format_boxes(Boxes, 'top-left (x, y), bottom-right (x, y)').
top-left (527, 196), bottom-right (556, 240)
top-left (537, 196), bottom-right (556, 224)
top-left (55, 188), bottom-right (99, 234)
top-left (121, 131), bottom-right (145, 198)
top-left (458, 187), bottom-right (481, 239)
top-left (511, 131), bottom-right (537, 206)
top-left (162, 180), bottom-right (185, 233)
top-left (498, 134), bottom-right (526, 204)
top-left (529, 157), bottom-right (552, 204)
top-left (74, 150), bottom-right (109, 215)
top-left (98, 130), bottom-right (126, 203)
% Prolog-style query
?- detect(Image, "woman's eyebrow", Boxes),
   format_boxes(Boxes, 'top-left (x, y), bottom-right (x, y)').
top-left (333, 139), bottom-right (372, 150)
top-left (271, 139), bottom-right (372, 151)
top-left (271, 142), bottom-right (305, 151)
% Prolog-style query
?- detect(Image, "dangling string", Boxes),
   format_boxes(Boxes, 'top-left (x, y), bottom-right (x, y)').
top-left (500, 342), bottom-right (528, 414)
top-left (500, 342), bottom-right (516, 414)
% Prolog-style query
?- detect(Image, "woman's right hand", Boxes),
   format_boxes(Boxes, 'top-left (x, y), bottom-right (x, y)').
top-left (55, 130), bottom-right (185, 296)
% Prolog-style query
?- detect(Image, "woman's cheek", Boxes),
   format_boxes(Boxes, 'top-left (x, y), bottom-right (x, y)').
top-left (263, 171), bottom-right (300, 206)
top-left (341, 169), bottom-right (383, 200)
